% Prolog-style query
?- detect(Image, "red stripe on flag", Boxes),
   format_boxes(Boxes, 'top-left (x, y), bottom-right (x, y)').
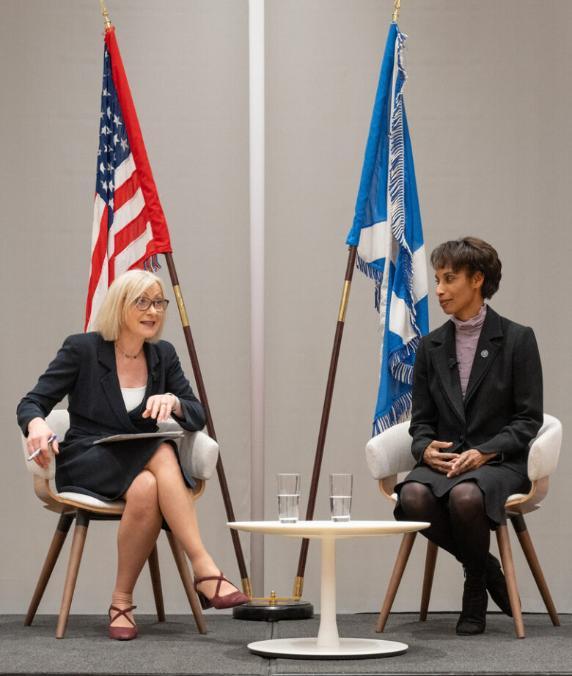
top-left (111, 207), bottom-right (149, 259)
top-left (105, 28), bottom-right (172, 257)
top-left (84, 203), bottom-right (109, 330)
top-left (114, 170), bottom-right (140, 212)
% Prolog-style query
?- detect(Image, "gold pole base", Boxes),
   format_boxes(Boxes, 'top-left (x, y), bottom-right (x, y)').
top-left (232, 590), bottom-right (314, 622)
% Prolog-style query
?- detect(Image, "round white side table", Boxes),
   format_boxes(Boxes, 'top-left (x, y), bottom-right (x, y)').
top-left (228, 520), bottom-right (429, 659)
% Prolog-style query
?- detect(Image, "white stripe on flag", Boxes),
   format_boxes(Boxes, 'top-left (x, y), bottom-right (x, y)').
top-left (412, 244), bottom-right (428, 305)
top-left (114, 153), bottom-right (136, 189)
top-left (111, 187), bottom-right (145, 233)
top-left (389, 290), bottom-right (417, 344)
top-left (86, 255), bottom-right (109, 332)
top-left (112, 221), bottom-right (153, 272)
top-left (90, 194), bottom-right (107, 250)
top-left (357, 219), bottom-right (389, 264)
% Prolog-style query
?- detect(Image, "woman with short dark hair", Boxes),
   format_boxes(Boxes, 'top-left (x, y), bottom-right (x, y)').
top-left (395, 237), bottom-right (543, 635)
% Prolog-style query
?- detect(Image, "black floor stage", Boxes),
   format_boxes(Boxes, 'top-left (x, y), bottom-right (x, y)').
top-left (1, 613), bottom-right (571, 675)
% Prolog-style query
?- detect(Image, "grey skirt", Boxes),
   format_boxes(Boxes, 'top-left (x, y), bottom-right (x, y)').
top-left (394, 463), bottom-right (531, 526)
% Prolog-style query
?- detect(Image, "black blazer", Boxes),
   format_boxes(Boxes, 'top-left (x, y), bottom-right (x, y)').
top-left (17, 332), bottom-right (205, 448)
top-left (409, 307), bottom-right (543, 476)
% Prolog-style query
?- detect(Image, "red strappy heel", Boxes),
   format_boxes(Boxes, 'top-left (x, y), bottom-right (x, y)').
top-left (193, 573), bottom-right (249, 610)
top-left (108, 604), bottom-right (138, 640)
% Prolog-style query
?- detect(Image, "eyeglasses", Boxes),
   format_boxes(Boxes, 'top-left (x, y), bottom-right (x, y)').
top-left (134, 296), bottom-right (170, 312)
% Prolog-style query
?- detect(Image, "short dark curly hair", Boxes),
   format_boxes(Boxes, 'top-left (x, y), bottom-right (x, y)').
top-left (430, 237), bottom-right (502, 300)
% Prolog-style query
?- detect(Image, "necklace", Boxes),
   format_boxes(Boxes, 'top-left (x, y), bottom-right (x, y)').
top-left (115, 342), bottom-right (143, 360)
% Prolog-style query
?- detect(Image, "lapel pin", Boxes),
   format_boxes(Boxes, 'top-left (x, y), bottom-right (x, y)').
top-left (481, 349), bottom-right (489, 358)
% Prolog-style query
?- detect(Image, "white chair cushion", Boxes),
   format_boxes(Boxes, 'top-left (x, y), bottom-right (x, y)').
top-left (56, 492), bottom-right (125, 511)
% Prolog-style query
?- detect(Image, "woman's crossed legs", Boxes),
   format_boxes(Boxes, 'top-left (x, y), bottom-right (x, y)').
top-left (111, 443), bottom-right (241, 630)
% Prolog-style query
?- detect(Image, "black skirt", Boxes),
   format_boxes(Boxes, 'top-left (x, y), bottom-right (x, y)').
top-left (55, 435), bottom-right (194, 502)
top-left (394, 463), bottom-right (531, 527)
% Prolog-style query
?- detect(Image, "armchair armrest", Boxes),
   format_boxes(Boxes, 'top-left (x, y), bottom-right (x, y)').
top-left (365, 421), bottom-right (415, 480)
top-left (157, 420), bottom-right (219, 480)
top-left (527, 414), bottom-right (562, 482)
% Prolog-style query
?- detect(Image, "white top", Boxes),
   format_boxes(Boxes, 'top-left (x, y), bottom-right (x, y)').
top-left (121, 386), bottom-right (146, 412)
top-left (228, 520), bottom-right (429, 539)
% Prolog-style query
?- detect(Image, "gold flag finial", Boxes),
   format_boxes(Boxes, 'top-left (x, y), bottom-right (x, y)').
top-left (392, 0), bottom-right (401, 23)
top-left (99, 0), bottom-right (113, 30)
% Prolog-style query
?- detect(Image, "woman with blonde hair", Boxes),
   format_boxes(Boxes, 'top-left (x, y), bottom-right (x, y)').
top-left (17, 270), bottom-right (248, 640)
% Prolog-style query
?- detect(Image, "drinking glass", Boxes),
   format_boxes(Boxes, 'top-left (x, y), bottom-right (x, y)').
top-left (277, 473), bottom-right (301, 523)
top-left (329, 473), bottom-right (353, 522)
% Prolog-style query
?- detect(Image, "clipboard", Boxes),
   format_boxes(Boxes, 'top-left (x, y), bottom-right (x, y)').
top-left (94, 431), bottom-right (184, 445)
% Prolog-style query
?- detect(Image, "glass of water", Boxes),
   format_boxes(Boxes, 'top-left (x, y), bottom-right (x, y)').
top-left (329, 473), bottom-right (353, 522)
top-left (277, 473), bottom-right (301, 523)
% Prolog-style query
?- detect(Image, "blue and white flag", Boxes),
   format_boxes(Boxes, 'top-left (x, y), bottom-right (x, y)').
top-left (346, 23), bottom-right (429, 435)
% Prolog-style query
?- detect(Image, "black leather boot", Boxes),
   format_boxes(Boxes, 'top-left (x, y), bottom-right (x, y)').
top-left (456, 572), bottom-right (488, 635)
top-left (485, 553), bottom-right (512, 617)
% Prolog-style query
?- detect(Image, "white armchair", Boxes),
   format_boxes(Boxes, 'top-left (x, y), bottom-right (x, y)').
top-left (21, 409), bottom-right (219, 638)
top-left (365, 414), bottom-right (562, 639)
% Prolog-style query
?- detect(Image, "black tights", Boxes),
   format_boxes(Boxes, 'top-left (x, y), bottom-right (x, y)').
top-left (397, 481), bottom-right (490, 576)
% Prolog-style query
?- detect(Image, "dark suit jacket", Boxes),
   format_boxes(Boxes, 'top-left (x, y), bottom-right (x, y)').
top-left (17, 332), bottom-right (205, 449)
top-left (409, 307), bottom-right (543, 476)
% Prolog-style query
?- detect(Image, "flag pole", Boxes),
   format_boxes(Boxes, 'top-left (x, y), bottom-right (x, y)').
top-left (97, 0), bottom-right (252, 598)
top-left (294, 0), bottom-right (414, 598)
top-left (292, 246), bottom-right (357, 598)
top-left (164, 253), bottom-right (251, 596)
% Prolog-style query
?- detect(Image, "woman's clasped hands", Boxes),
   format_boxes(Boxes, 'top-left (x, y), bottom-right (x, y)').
top-left (423, 441), bottom-right (495, 478)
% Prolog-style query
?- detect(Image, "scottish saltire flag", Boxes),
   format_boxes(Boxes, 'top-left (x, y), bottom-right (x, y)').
top-left (346, 23), bottom-right (429, 435)
top-left (85, 27), bottom-right (172, 330)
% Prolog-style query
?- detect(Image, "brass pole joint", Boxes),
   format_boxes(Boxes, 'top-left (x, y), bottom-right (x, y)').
top-left (293, 576), bottom-right (304, 600)
top-left (392, 0), bottom-right (401, 23)
top-left (242, 577), bottom-right (253, 599)
top-left (337, 281), bottom-right (352, 323)
top-left (173, 284), bottom-right (190, 328)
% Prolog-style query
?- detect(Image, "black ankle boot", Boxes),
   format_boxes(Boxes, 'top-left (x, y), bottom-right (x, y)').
top-left (456, 571), bottom-right (488, 635)
top-left (485, 554), bottom-right (512, 617)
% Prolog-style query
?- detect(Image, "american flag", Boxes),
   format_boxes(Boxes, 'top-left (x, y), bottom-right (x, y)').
top-left (85, 28), bottom-right (172, 330)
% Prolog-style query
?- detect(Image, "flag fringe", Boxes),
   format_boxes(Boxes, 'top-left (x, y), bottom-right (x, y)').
top-left (388, 334), bottom-right (420, 385)
top-left (386, 28), bottom-right (421, 339)
top-left (356, 254), bottom-right (383, 311)
top-left (372, 390), bottom-right (412, 436)
top-left (143, 255), bottom-right (161, 273)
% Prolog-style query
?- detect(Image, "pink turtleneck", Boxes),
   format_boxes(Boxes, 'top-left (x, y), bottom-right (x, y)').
top-left (450, 304), bottom-right (487, 397)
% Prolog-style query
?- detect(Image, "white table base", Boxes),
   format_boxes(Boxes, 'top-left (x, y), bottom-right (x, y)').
top-left (247, 637), bottom-right (408, 659)
top-left (247, 536), bottom-right (409, 659)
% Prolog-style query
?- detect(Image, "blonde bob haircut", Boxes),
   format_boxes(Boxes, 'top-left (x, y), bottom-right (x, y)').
top-left (94, 269), bottom-right (167, 342)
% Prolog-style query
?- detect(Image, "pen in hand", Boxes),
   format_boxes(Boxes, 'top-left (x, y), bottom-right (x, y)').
top-left (27, 434), bottom-right (58, 462)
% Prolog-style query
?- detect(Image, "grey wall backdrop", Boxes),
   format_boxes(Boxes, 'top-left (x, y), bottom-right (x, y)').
top-left (1, 0), bottom-right (570, 617)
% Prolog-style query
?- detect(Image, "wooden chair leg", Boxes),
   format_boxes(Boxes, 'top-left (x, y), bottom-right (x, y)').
top-left (419, 540), bottom-right (438, 621)
top-left (510, 514), bottom-right (560, 627)
top-left (147, 544), bottom-right (166, 622)
top-left (56, 511), bottom-right (89, 639)
top-left (25, 513), bottom-right (75, 626)
top-left (496, 523), bottom-right (525, 639)
top-left (165, 531), bottom-right (207, 635)
top-left (376, 531), bottom-right (417, 633)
